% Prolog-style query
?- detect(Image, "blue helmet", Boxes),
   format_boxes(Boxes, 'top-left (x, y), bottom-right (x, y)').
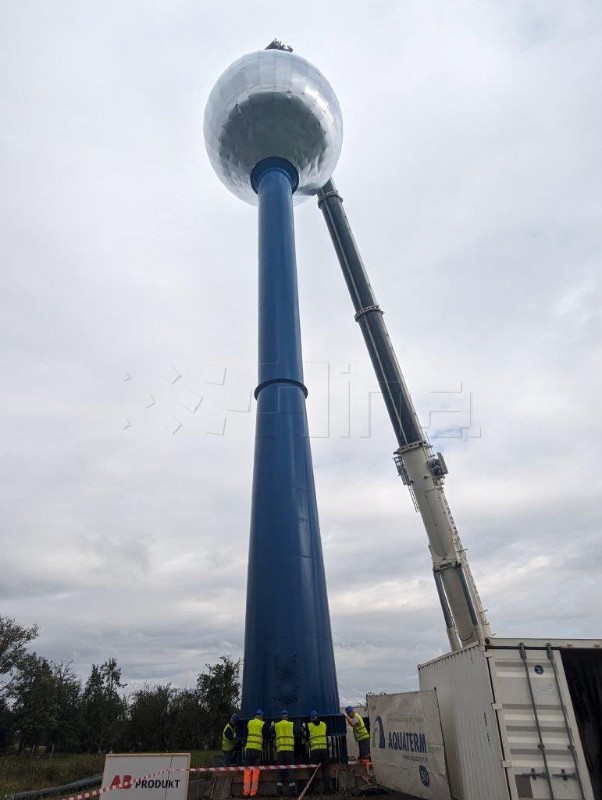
top-left (310, 710), bottom-right (318, 718)
top-left (280, 709), bottom-right (288, 716)
top-left (256, 709), bottom-right (264, 717)
top-left (230, 713), bottom-right (239, 722)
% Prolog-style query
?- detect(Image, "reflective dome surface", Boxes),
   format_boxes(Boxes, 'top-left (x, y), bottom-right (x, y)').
top-left (204, 50), bottom-right (343, 205)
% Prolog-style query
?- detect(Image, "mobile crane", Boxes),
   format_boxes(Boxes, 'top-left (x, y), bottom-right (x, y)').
top-left (317, 180), bottom-right (491, 650)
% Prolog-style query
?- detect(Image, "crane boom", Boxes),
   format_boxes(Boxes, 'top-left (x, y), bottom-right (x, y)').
top-left (317, 179), bottom-right (491, 650)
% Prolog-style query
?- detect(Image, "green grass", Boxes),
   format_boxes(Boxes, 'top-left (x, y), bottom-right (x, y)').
top-left (0, 753), bottom-right (104, 796)
top-left (0, 751), bottom-right (220, 797)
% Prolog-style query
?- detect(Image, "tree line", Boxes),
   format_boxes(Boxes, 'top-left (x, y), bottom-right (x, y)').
top-left (0, 616), bottom-right (240, 754)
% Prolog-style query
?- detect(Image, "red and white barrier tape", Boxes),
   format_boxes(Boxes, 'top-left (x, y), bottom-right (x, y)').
top-left (296, 764), bottom-right (320, 800)
top-left (58, 764), bottom-right (320, 800)
top-left (189, 764), bottom-right (318, 773)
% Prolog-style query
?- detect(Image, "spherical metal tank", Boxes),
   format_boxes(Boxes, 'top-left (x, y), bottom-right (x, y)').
top-left (204, 49), bottom-right (343, 205)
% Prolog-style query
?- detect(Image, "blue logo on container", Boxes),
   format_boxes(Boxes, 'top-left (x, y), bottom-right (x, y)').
top-left (419, 766), bottom-right (430, 787)
top-left (372, 716), bottom-right (386, 749)
top-left (534, 665), bottom-right (544, 675)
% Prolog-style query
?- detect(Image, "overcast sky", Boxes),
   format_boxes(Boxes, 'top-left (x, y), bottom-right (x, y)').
top-left (1, 0), bottom-right (601, 706)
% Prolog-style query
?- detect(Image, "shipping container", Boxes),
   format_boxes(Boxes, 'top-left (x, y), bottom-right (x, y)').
top-left (418, 638), bottom-right (602, 800)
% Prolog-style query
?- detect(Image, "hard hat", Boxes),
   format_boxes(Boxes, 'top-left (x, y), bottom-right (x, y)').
top-left (310, 710), bottom-right (318, 718)
top-left (256, 709), bottom-right (264, 717)
top-left (281, 709), bottom-right (288, 716)
top-left (231, 713), bottom-right (239, 722)
top-left (345, 706), bottom-right (354, 714)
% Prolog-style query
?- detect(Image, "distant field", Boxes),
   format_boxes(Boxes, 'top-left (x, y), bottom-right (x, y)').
top-left (0, 751), bottom-right (219, 797)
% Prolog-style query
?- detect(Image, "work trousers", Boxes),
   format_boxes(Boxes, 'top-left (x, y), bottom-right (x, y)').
top-left (244, 749), bottom-right (262, 797)
top-left (357, 737), bottom-right (370, 759)
top-left (276, 750), bottom-right (296, 795)
top-left (311, 749), bottom-right (331, 793)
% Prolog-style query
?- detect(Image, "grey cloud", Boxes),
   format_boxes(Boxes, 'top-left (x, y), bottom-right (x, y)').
top-left (1, 0), bottom-right (600, 703)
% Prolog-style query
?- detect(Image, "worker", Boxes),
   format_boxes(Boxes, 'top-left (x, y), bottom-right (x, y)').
top-left (306, 710), bottom-right (331, 794)
top-left (244, 709), bottom-right (268, 798)
top-left (273, 709), bottom-right (296, 796)
top-left (344, 706), bottom-right (370, 760)
top-left (222, 713), bottom-right (239, 765)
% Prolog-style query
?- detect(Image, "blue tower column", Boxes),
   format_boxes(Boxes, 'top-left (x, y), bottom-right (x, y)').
top-left (241, 158), bottom-right (340, 720)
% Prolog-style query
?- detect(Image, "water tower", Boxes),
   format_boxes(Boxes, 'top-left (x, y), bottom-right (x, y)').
top-left (204, 44), bottom-right (343, 726)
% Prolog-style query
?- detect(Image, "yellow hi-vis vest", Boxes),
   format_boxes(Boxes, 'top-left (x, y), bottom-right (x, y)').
top-left (222, 722), bottom-right (236, 752)
top-left (246, 717), bottom-right (264, 751)
top-left (308, 721), bottom-right (327, 752)
top-left (274, 719), bottom-right (295, 753)
top-left (352, 713), bottom-right (369, 743)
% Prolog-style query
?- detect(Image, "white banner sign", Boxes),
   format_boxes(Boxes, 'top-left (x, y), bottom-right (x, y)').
top-left (102, 753), bottom-right (190, 800)
top-left (368, 691), bottom-right (450, 800)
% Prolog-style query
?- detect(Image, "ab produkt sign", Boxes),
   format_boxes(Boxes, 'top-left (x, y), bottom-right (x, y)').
top-left (102, 753), bottom-right (190, 800)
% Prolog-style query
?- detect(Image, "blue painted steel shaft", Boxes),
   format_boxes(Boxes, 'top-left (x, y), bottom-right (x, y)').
top-left (241, 159), bottom-right (340, 719)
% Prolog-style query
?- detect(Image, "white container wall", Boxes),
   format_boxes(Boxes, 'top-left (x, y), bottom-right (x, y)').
top-left (418, 639), bottom-right (602, 800)
top-left (418, 644), bottom-right (509, 800)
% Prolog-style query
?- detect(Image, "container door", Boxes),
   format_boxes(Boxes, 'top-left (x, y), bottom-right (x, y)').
top-left (560, 649), bottom-right (602, 800)
top-left (487, 645), bottom-right (594, 800)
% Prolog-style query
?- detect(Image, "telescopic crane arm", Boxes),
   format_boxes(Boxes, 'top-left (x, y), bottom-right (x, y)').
top-left (317, 179), bottom-right (491, 650)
